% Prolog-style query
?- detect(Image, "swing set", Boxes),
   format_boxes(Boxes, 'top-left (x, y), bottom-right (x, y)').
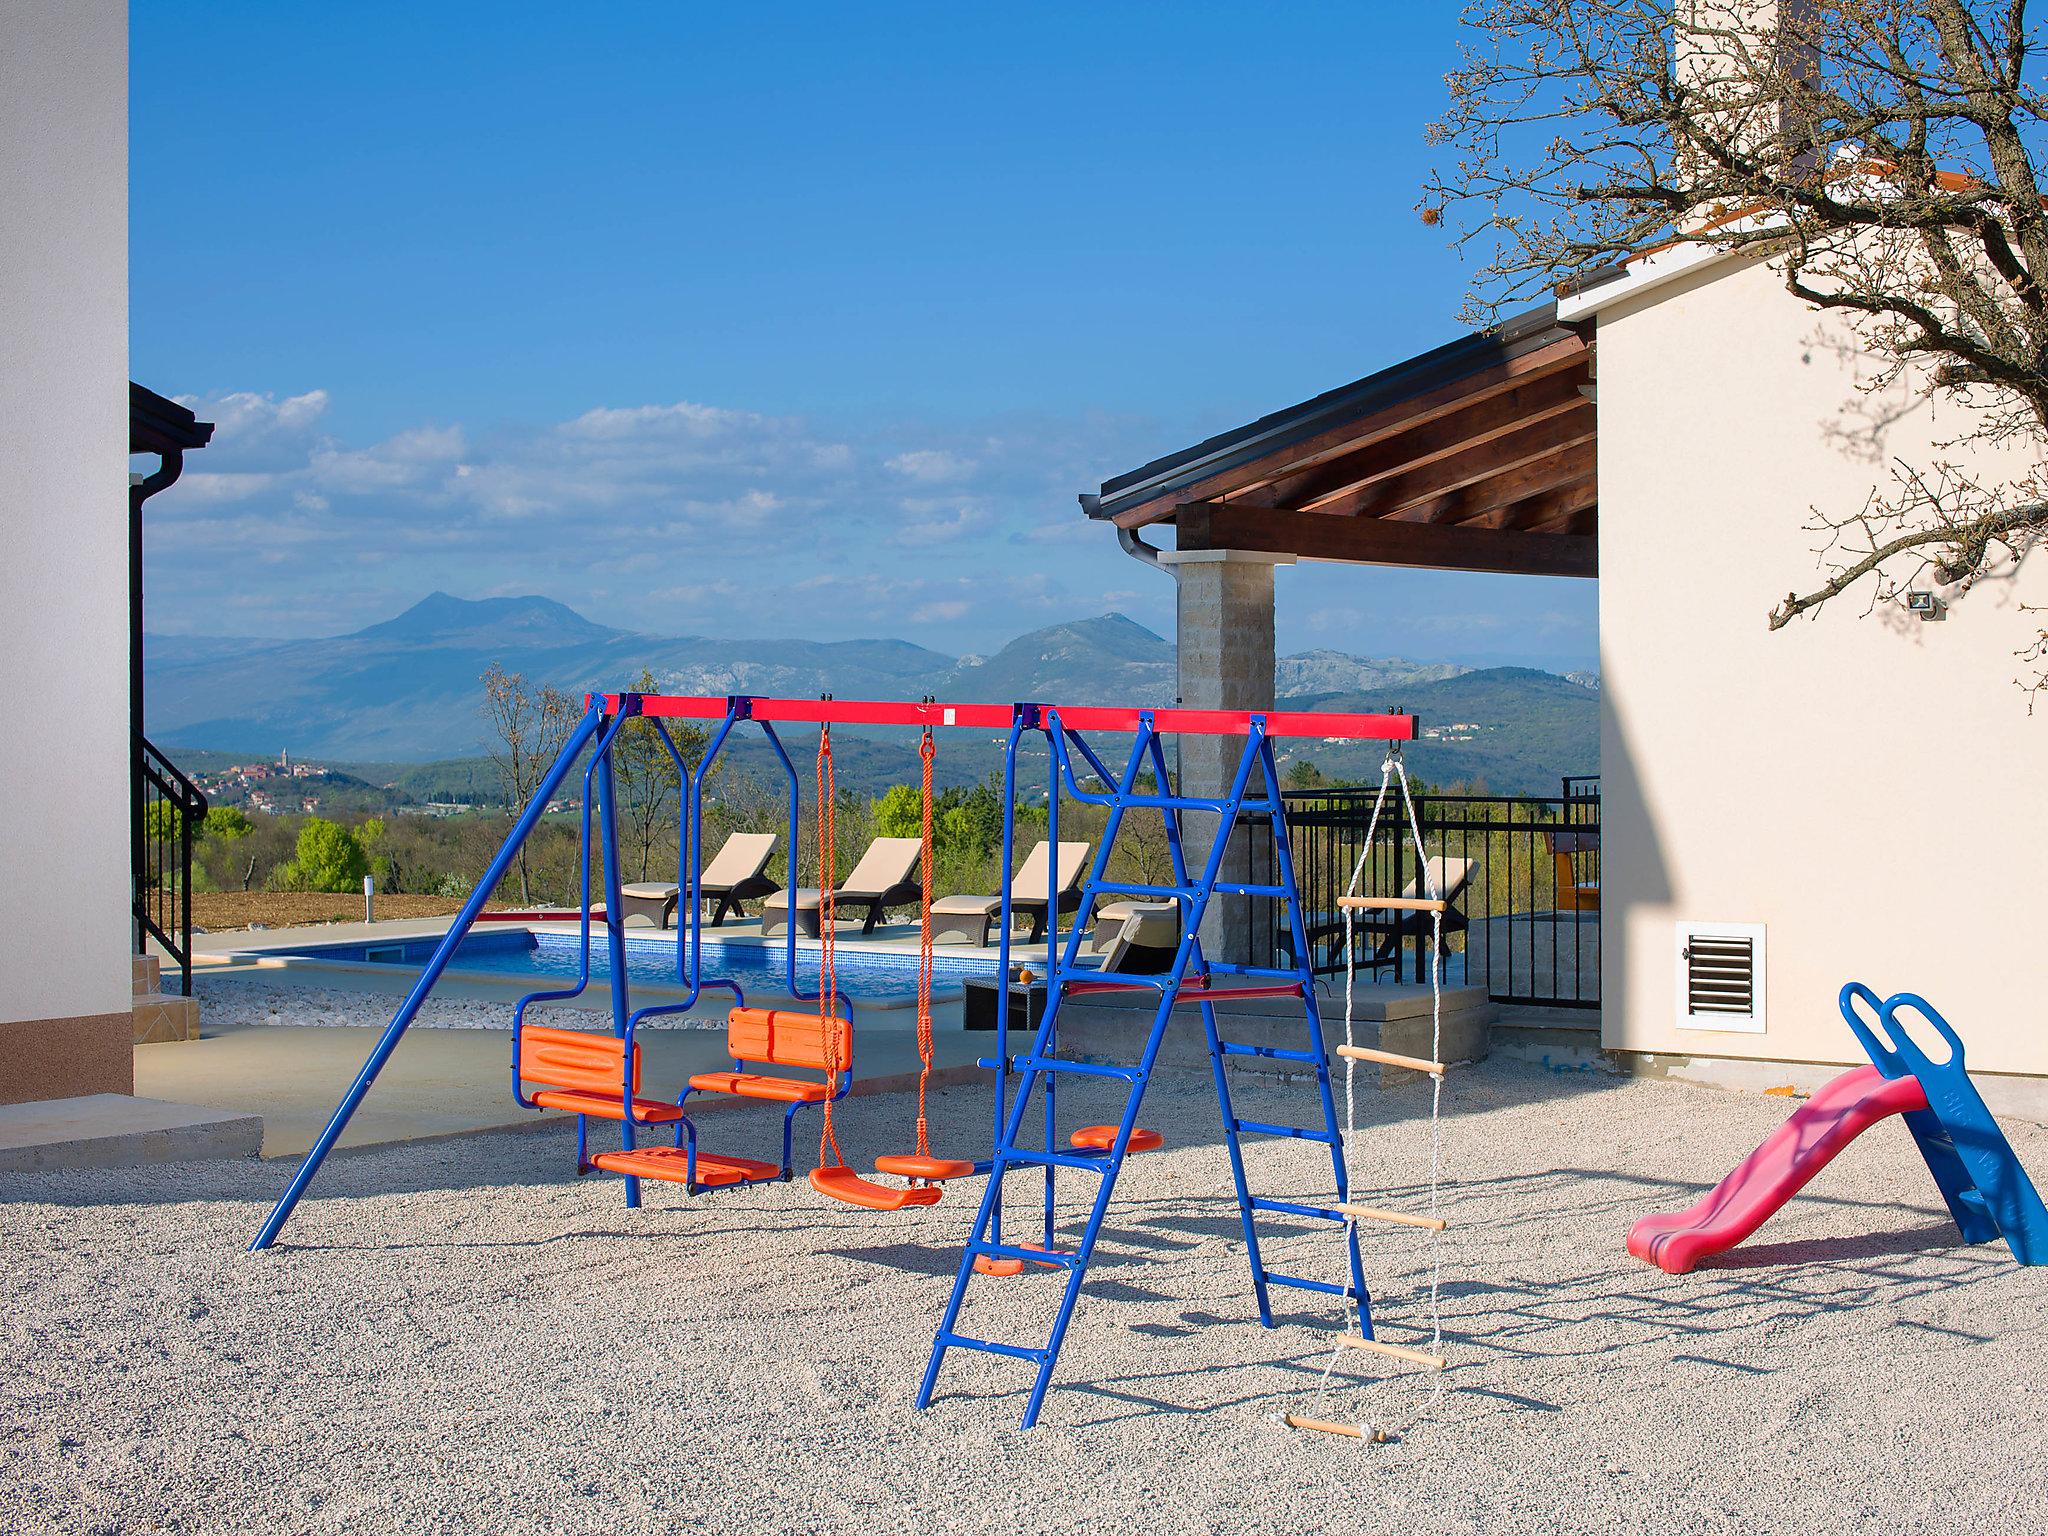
top-left (248, 687), bottom-right (1464, 1434)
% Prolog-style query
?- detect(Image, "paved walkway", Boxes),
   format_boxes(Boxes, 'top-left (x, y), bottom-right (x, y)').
top-left (135, 1021), bottom-right (995, 1161)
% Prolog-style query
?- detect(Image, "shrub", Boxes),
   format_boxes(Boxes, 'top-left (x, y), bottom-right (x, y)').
top-left (276, 817), bottom-right (370, 893)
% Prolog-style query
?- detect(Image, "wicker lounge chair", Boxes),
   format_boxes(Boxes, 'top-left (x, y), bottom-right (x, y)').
top-left (614, 832), bottom-right (779, 930)
top-left (759, 836), bottom-right (925, 938)
top-left (930, 841), bottom-right (1092, 945)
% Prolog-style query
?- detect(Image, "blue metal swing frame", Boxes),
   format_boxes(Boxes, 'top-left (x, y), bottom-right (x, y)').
top-left (251, 693), bottom-right (859, 1247)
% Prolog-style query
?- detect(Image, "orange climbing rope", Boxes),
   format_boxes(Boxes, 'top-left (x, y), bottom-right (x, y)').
top-left (914, 724), bottom-right (936, 1157)
top-left (810, 712), bottom-right (970, 1211)
top-left (871, 720), bottom-right (974, 1188)
top-left (808, 716), bottom-right (946, 1211)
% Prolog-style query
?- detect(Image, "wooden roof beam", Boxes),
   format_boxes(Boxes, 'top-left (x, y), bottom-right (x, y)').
top-left (1107, 336), bottom-right (1591, 528)
top-left (1311, 412), bottom-right (1597, 523)
top-left (1233, 370), bottom-right (1592, 515)
top-left (1176, 501), bottom-right (1597, 578)
top-left (1447, 473), bottom-right (1599, 532)
top-left (1382, 444), bottom-right (1597, 529)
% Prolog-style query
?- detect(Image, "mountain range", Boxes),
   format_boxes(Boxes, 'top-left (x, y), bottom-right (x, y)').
top-left (144, 593), bottom-right (1598, 794)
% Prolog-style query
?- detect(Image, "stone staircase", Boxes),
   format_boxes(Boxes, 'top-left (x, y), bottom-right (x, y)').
top-left (132, 954), bottom-right (200, 1044)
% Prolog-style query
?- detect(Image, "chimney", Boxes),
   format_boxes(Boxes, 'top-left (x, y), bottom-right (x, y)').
top-left (1672, 0), bottom-right (1819, 175)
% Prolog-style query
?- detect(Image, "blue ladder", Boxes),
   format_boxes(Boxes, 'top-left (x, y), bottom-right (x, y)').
top-left (916, 713), bottom-right (1373, 1429)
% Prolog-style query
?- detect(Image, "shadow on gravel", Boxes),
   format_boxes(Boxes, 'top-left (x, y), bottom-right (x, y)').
top-left (1697, 1219), bottom-right (1974, 1270)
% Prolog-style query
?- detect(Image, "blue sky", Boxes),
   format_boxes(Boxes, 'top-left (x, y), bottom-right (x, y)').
top-left (131, 1), bottom-right (1597, 673)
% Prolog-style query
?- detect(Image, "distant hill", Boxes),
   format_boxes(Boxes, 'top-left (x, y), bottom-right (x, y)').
top-left (144, 593), bottom-right (1594, 793)
top-left (1275, 668), bottom-right (1601, 793)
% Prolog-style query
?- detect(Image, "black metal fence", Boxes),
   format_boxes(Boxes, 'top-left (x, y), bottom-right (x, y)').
top-left (135, 736), bottom-right (207, 997)
top-left (1274, 781), bottom-right (1600, 1009)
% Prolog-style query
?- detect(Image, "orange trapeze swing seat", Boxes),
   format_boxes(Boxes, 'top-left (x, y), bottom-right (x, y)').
top-left (806, 716), bottom-right (979, 1213)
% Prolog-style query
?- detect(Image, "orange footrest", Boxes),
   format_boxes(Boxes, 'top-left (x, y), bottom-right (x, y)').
top-left (974, 1242), bottom-right (1067, 1277)
top-left (687, 1071), bottom-right (831, 1103)
top-left (531, 1088), bottom-right (690, 1122)
top-left (1069, 1125), bottom-right (1163, 1153)
top-left (589, 1146), bottom-right (779, 1188)
top-left (874, 1153), bottom-right (977, 1181)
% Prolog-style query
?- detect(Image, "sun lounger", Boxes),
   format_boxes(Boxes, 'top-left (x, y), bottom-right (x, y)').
top-left (759, 837), bottom-right (924, 937)
top-left (931, 841), bottom-right (1092, 945)
top-left (1286, 855), bottom-right (1477, 975)
top-left (1084, 900), bottom-right (1180, 973)
top-left (614, 831), bottom-right (780, 930)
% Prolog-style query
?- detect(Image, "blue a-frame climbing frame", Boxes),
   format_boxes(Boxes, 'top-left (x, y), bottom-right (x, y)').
top-left (919, 703), bottom-right (1419, 1429)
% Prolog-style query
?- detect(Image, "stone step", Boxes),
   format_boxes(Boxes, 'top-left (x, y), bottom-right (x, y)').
top-left (0, 1093), bottom-right (261, 1173)
top-left (133, 992), bottom-right (200, 1045)
top-left (132, 953), bottom-right (162, 996)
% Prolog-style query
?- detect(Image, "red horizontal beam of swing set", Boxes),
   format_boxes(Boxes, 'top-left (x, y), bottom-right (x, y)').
top-left (595, 692), bottom-right (1418, 741)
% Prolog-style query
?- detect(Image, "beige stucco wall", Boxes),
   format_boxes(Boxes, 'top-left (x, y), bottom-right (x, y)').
top-left (0, 2), bottom-right (134, 1086)
top-left (1596, 256), bottom-right (2047, 1075)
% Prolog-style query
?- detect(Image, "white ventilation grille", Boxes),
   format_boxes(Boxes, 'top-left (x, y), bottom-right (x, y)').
top-left (1675, 922), bottom-right (1766, 1033)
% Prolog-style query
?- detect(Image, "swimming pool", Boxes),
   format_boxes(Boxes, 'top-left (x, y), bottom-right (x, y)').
top-left (252, 926), bottom-right (1005, 1005)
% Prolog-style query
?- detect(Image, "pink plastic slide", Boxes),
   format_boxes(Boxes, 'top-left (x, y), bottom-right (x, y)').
top-left (1628, 1064), bottom-right (1931, 1274)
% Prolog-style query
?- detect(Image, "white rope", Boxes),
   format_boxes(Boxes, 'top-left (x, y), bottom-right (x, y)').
top-left (1298, 742), bottom-right (1448, 1436)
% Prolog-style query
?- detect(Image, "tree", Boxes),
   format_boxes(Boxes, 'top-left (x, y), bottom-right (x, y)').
top-left (142, 800), bottom-right (185, 844)
top-left (1286, 759), bottom-right (1327, 791)
top-left (202, 805), bottom-right (253, 842)
top-left (277, 817), bottom-right (370, 893)
top-left (610, 668), bottom-right (707, 881)
top-left (482, 662), bottom-right (578, 902)
top-left (874, 783), bottom-right (924, 840)
top-left (1426, 1), bottom-right (2048, 696)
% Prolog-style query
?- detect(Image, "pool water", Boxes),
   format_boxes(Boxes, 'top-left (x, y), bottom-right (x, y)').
top-left (259, 926), bottom-right (1003, 1004)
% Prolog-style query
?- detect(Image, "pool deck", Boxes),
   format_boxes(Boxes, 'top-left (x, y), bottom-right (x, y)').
top-left (167, 913), bottom-right (1057, 1159)
top-left (160, 912), bottom-right (1460, 1164)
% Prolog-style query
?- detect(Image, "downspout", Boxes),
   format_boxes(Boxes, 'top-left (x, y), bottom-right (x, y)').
top-left (1084, 496), bottom-right (1183, 787)
top-left (131, 449), bottom-right (185, 951)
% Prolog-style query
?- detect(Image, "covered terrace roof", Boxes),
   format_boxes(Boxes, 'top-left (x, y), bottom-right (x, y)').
top-left (1081, 303), bottom-right (1596, 578)
top-left (130, 382), bottom-right (215, 458)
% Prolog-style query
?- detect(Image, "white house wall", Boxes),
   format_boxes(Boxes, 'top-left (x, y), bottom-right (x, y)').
top-left (0, 1), bottom-right (134, 1097)
top-left (1595, 256), bottom-right (2048, 1076)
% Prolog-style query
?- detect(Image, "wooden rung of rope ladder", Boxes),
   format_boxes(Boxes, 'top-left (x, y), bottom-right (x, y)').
top-left (1335, 1043), bottom-right (1447, 1077)
top-left (1336, 1334), bottom-right (1447, 1372)
top-left (1336, 895), bottom-right (1448, 913)
top-left (1335, 1202), bottom-right (1447, 1232)
top-left (1283, 1413), bottom-right (1387, 1441)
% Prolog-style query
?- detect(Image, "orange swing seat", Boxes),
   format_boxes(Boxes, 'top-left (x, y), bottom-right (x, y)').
top-left (809, 1165), bottom-right (943, 1210)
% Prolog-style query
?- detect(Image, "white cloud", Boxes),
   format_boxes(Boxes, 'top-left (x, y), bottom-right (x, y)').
top-left (145, 386), bottom-right (1176, 645)
top-left (887, 448), bottom-right (977, 482)
top-left (889, 504), bottom-right (987, 546)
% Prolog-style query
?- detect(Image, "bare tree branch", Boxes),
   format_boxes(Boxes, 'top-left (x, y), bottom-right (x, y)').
top-left (1426, 1), bottom-right (2048, 687)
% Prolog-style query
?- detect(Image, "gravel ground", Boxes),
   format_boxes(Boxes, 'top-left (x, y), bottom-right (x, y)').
top-left (192, 979), bottom-right (657, 1033)
top-left (4, 1056), bottom-right (2044, 1535)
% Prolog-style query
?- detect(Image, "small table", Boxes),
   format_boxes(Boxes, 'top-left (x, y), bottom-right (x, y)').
top-left (962, 976), bottom-right (1047, 1033)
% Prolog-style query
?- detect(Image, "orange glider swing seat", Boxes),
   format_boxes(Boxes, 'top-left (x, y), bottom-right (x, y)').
top-left (515, 1006), bottom-right (861, 1195)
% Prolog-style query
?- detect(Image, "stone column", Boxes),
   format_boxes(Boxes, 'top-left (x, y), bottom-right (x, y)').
top-left (1160, 549), bottom-right (1293, 965)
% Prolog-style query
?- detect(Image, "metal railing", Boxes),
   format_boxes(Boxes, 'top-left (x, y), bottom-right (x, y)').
top-left (135, 735), bottom-right (207, 997)
top-left (1274, 784), bottom-right (1600, 1009)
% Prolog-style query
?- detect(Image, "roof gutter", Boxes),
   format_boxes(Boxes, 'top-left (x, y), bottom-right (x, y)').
top-left (1116, 520), bottom-right (1167, 574)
